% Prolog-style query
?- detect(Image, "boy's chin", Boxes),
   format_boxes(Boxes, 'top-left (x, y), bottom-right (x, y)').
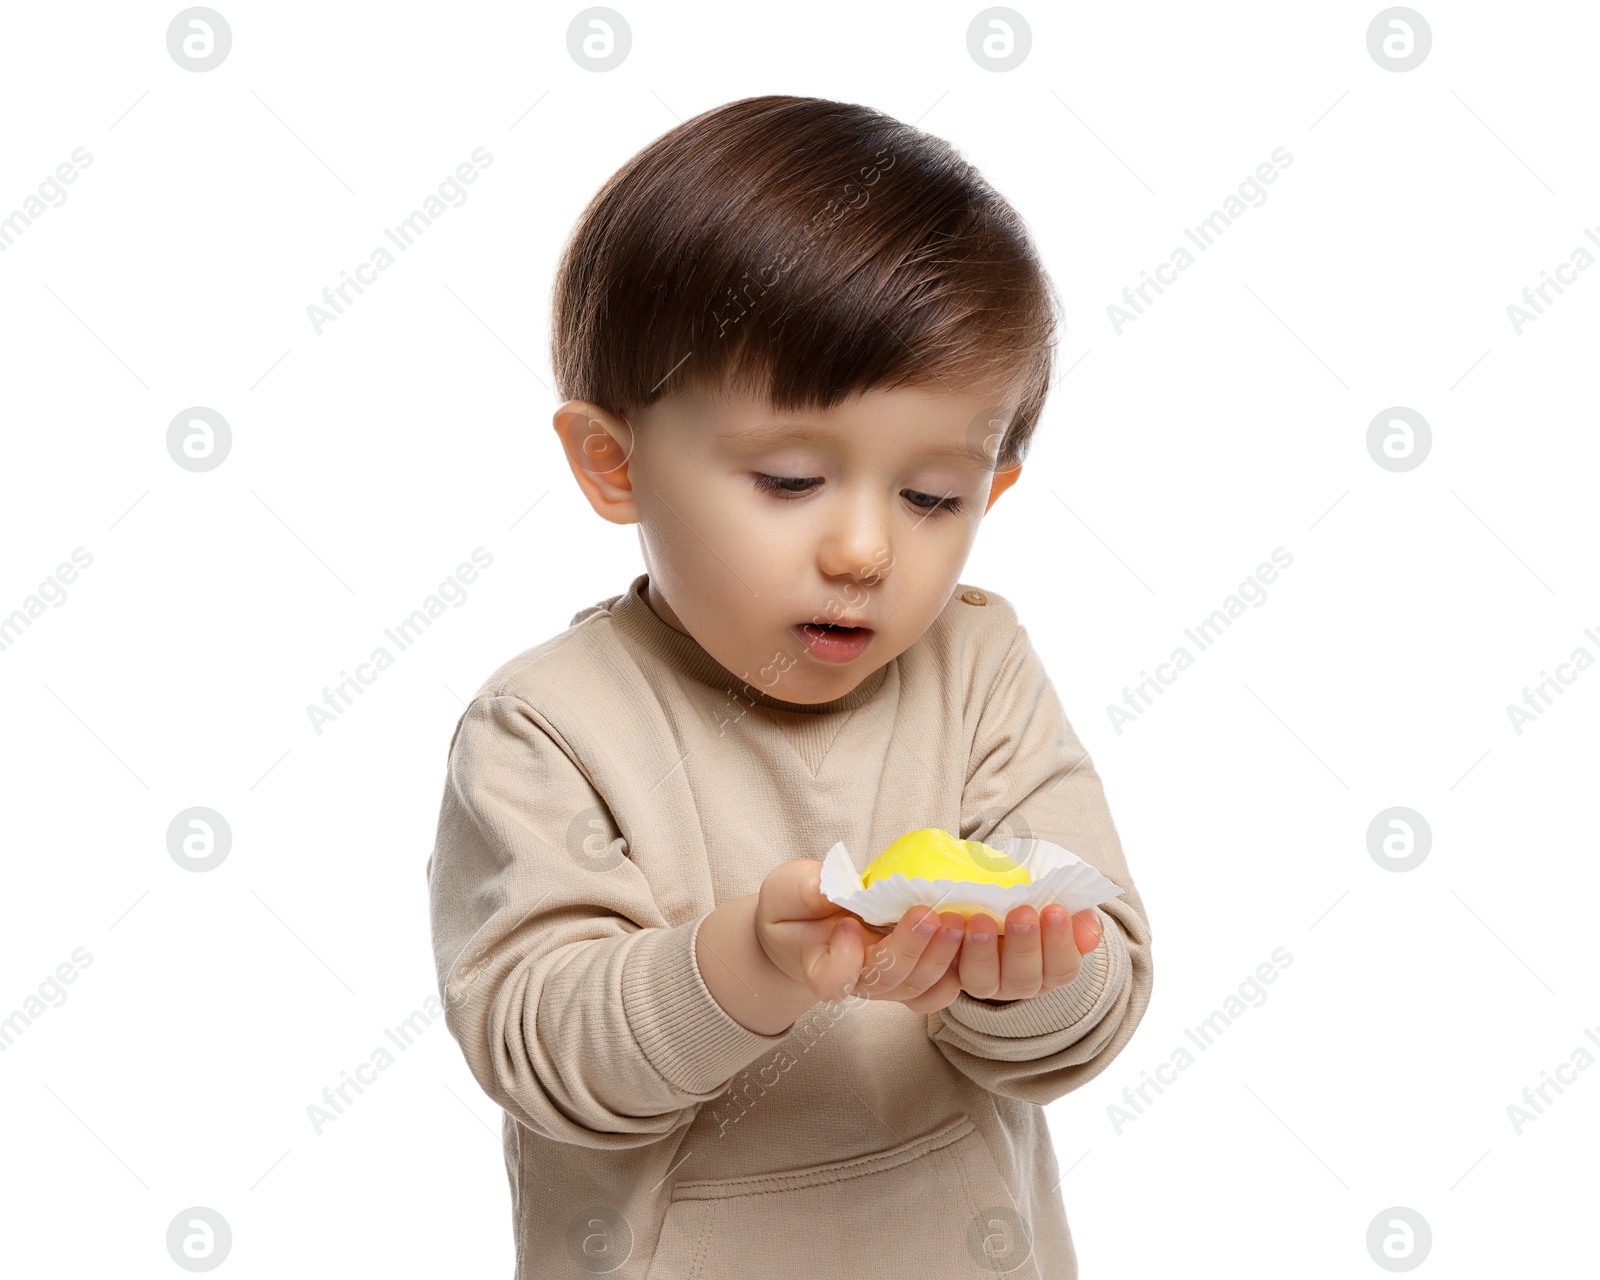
top-left (764, 662), bottom-right (875, 704)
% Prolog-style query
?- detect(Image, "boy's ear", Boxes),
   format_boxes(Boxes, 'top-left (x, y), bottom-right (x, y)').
top-left (984, 464), bottom-right (1023, 514)
top-left (552, 400), bottom-right (640, 525)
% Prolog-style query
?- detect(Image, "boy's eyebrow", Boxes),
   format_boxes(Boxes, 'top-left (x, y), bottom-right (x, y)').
top-left (723, 421), bottom-right (996, 470)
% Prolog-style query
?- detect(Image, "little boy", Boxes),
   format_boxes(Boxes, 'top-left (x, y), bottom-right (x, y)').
top-left (427, 94), bottom-right (1153, 1279)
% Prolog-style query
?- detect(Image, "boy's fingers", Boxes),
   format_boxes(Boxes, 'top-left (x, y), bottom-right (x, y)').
top-left (857, 906), bottom-right (941, 996)
top-left (900, 958), bottom-right (964, 1014)
top-left (1071, 907), bottom-right (1103, 955)
top-left (997, 906), bottom-right (1043, 998)
top-left (957, 913), bottom-right (1001, 998)
top-left (901, 911), bottom-right (967, 993)
top-left (805, 861), bottom-right (853, 920)
top-left (815, 916), bottom-right (864, 1001)
top-left (1042, 907), bottom-right (1083, 988)
top-left (768, 859), bottom-right (842, 923)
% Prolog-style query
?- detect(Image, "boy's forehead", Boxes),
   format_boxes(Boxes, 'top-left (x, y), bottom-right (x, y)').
top-left (668, 382), bottom-right (1015, 467)
top-left (722, 417), bottom-right (997, 472)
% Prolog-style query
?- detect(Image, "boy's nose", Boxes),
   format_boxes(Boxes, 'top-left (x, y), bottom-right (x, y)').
top-left (816, 506), bottom-right (892, 584)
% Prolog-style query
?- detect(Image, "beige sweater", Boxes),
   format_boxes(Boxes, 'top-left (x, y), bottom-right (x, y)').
top-left (426, 572), bottom-right (1154, 1278)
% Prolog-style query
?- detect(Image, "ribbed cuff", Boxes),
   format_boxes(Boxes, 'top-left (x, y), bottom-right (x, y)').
top-left (942, 921), bottom-right (1126, 1039)
top-left (620, 914), bottom-right (793, 1096)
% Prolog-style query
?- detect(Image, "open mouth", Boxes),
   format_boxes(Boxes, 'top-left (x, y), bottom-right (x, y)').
top-left (793, 621), bottom-right (875, 663)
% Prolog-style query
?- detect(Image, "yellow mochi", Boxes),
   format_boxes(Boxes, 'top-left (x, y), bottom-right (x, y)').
top-left (861, 827), bottom-right (1032, 888)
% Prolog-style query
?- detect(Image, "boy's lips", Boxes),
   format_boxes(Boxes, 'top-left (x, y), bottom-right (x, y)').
top-left (792, 621), bottom-right (875, 663)
top-left (806, 617), bottom-right (870, 629)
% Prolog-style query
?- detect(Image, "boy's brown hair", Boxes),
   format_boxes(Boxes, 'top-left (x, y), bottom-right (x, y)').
top-left (549, 94), bottom-right (1060, 471)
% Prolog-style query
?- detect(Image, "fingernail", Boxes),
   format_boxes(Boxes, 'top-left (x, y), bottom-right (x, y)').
top-left (913, 915), bottom-right (938, 935)
top-left (1012, 921), bottom-right (1035, 936)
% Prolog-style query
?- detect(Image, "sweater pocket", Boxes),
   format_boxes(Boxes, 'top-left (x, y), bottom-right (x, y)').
top-left (643, 1112), bottom-right (1041, 1278)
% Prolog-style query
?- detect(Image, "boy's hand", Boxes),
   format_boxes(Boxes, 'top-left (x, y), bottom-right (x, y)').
top-left (853, 903), bottom-right (1104, 1012)
top-left (752, 861), bottom-right (1106, 1014)
top-left (753, 860), bottom-right (872, 1004)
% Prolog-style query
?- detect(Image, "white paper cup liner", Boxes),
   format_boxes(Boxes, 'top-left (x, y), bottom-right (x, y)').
top-left (819, 835), bottom-right (1124, 934)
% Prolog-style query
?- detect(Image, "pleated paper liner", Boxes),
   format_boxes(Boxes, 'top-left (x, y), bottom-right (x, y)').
top-left (819, 835), bottom-right (1124, 935)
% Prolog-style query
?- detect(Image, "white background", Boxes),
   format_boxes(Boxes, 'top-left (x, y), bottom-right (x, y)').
top-left (2, 1), bottom-right (1595, 1275)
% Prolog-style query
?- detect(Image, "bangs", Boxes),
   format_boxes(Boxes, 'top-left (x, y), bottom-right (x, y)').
top-left (551, 95), bottom-right (1060, 469)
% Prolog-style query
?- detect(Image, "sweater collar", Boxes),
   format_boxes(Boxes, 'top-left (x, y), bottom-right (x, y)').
top-left (609, 573), bottom-right (891, 715)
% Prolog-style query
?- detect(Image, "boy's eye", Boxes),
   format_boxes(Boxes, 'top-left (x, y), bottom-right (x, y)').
top-left (903, 489), bottom-right (966, 517)
top-left (751, 474), bottom-right (966, 517)
top-left (751, 473), bottom-right (820, 497)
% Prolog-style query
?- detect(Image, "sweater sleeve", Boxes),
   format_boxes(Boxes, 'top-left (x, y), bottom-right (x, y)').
top-left (927, 624), bottom-right (1155, 1106)
top-left (426, 693), bottom-right (793, 1149)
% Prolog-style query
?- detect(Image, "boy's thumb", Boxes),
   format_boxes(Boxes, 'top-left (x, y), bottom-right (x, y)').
top-left (767, 859), bottom-right (841, 924)
top-left (818, 916), bottom-right (863, 999)
top-left (804, 860), bottom-right (838, 916)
